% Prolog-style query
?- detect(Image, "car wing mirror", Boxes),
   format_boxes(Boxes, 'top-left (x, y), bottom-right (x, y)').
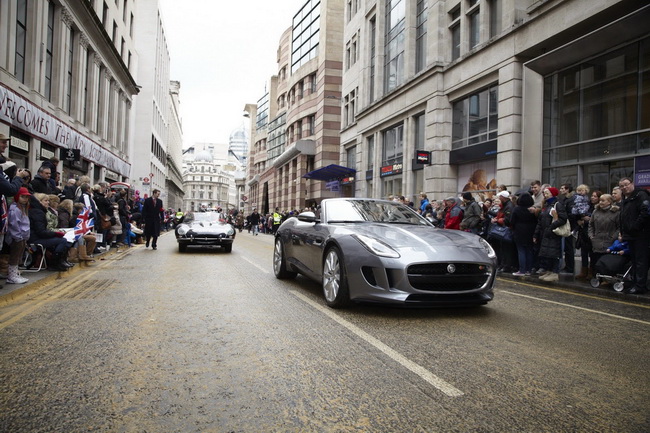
top-left (297, 211), bottom-right (317, 223)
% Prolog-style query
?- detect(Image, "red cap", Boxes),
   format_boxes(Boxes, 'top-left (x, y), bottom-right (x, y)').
top-left (13, 186), bottom-right (31, 203)
top-left (547, 187), bottom-right (559, 197)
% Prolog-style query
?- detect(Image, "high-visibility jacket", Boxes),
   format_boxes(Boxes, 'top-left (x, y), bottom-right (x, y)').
top-left (273, 212), bottom-right (282, 224)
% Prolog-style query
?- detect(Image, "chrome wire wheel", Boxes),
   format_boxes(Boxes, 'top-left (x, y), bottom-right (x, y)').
top-left (323, 249), bottom-right (341, 303)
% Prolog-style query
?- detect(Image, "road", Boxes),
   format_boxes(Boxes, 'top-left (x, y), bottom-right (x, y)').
top-left (1, 230), bottom-right (648, 432)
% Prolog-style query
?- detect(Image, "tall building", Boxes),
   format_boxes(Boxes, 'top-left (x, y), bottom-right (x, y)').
top-left (131, 0), bottom-right (171, 199)
top-left (0, 0), bottom-right (138, 184)
top-left (181, 143), bottom-right (237, 212)
top-left (245, 0), bottom-right (345, 214)
top-left (340, 0), bottom-right (650, 202)
top-left (166, 80), bottom-right (184, 210)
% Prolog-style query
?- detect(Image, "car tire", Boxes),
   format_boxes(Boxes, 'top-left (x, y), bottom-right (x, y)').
top-left (224, 244), bottom-right (232, 253)
top-left (178, 243), bottom-right (187, 253)
top-left (273, 238), bottom-right (297, 279)
top-left (322, 246), bottom-right (350, 308)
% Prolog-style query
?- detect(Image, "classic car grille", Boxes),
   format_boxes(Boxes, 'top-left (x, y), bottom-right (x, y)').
top-left (407, 263), bottom-right (491, 291)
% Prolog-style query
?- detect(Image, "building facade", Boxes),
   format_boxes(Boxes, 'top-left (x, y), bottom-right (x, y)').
top-left (0, 0), bottom-right (138, 184)
top-left (166, 80), bottom-right (184, 211)
top-left (341, 0), bottom-right (650, 203)
top-left (245, 0), bottom-right (345, 215)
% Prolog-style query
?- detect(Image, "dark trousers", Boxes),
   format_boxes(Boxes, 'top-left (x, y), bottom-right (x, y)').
top-left (562, 236), bottom-right (575, 272)
top-left (628, 237), bottom-right (650, 291)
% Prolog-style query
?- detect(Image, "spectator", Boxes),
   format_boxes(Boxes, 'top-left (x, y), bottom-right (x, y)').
top-left (46, 194), bottom-right (60, 231)
top-left (6, 187), bottom-right (31, 284)
top-left (510, 192), bottom-right (537, 276)
top-left (491, 190), bottom-right (516, 273)
top-left (529, 180), bottom-right (544, 214)
top-left (611, 186), bottom-right (622, 206)
top-left (588, 193), bottom-right (620, 280)
top-left (443, 196), bottom-right (463, 230)
top-left (57, 199), bottom-right (75, 228)
top-left (460, 192), bottom-right (482, 234)
top-left (618, 177), bottom-right (650, 294)
top-left (558, 183), bottom-right (576, 275)
top-left (29, 193), bottom-right (72, 271)
top-left (418, 193), bottom-right (429, 215)
top-left (30, 165), bottom-right (54, 194)
top-left (62, 178), bottom-right (77, 200)
top-left (248, 209), bottom-right (261, 235)
top-left (534, 187), bottom-right (567, 282)
top-left (575, 190), bottom-right (601, 280)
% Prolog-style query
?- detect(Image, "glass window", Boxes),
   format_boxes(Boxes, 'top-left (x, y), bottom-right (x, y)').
top-left (346, 146), bottom-right (356, 170)
top-left (384, 0), bottom-right (405, 92)
top-left (416, 0), bottom-right (427, 73)
top-left (15, 0), bottom-right (28, 83)
top-left (451, 23), bottom-right (460, 61)
top-left (452, 85), bottom-right (499, 149)
top-left (367, 136), bottom-right (374, 170)
top-left (382, 124), bottom-right (404, 165)
top-left (369, 17), bottom-right (376, 103)
top-left (489, 0), bottom-right (502, 39)
top-left (469, 10), bottom-right (480, 49)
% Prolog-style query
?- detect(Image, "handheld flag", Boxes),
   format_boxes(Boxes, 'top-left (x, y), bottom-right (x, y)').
top-left (74, 206), bottom-right (95, 240)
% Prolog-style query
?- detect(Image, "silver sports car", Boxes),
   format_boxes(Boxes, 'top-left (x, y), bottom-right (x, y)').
top-left (273, 198), bottom-right (496, 308)
top-left (175, 212), bottom-right (235, 253)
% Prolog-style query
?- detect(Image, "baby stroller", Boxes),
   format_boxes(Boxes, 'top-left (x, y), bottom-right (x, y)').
top-left (590, 254), bottom-right (632, 292)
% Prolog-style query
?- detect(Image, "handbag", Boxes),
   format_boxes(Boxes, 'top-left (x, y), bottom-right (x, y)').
top-left (487, 224), bottom-right (513, 243)
top-left (100, 216), bottom-right (112, 230)
top-left (551, 204), bottom-right (571, 237)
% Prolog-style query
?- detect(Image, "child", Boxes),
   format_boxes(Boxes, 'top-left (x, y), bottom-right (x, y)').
top-left (6, 187), bottom-right (31, 284)
top-left (571, 184), bottom-right (591, 217)
top-left (606, 233), bottom-right (629, 256)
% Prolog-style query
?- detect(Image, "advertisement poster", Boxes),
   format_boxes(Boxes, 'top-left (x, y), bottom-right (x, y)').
top-left (634, 155), bottom-right (650, 188)
top-left (457, 160), bottom-right (497, 202)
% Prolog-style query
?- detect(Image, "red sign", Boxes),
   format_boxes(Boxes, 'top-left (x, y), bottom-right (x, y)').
top-left (143, 177), bottom-right (150, 183)
top-left (242, 195), bottom-right (248, 202)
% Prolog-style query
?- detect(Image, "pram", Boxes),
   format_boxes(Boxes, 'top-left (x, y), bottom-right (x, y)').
top-left (590, 254), bottom-right (632, 292)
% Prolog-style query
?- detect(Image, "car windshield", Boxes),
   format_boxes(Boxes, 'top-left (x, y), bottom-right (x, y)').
top-left (184, 212), bottom-right (223, 224)
top-left (324, 200), bottom-right (430, 225)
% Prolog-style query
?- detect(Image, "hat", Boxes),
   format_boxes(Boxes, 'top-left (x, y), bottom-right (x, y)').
top-left (462, 192), bottom-right (474, 201)
top-left (0, 133), bottom-right (9, 141)
top-left (444, 196), bottom-right (456, 202)
top-left (547, 187), bottom-right (559, 197)
top-left (13, 187), bottom-right (31, 203)
top-left (0, 161), bottom-right (15, 172)
top-left (497, 190), bottom-right (510, 199)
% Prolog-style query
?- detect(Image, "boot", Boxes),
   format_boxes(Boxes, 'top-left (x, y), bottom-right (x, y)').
top-left (576, 266), bottom-right (589, 280)
top-left (540, 272), bottom-right (559, 282)
top-left (6, 265), bottom-right (28, 284)
top-left (79, 235), bottom-right (96, 262)
top-left (49, 253), bottom-right (70, 272)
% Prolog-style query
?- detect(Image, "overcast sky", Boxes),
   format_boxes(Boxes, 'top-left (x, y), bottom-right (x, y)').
top-left (158, 0), bottom-right (307, 148)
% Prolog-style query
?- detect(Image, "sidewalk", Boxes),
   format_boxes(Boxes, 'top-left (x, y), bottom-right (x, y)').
top-left (0, 245), bottom-right (125, 305)
top-left (498, 258), bottom-right (650, 305)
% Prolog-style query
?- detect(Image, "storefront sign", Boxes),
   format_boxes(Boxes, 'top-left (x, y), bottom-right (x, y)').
top-left (105, 170), bottom-right (119, 181)
top-left (10, 136), bottom-right (28, 152)
top-left (325, 180), bottom-right (340, 192)
top-left (340, 176), bottom-right (355, 185)
top-left (416, 150), bottom-right (430, 164)
top-left (0, 84), bottom-right (130, 177)
top-left (62, 148), bottom-right (80, 162)
top-left (635, 155), bottom-right (650, 188)
top-left (380, 163), bottom-right (403, 177)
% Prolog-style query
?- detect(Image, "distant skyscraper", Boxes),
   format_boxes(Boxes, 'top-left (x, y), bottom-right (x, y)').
top-left (228, 126), bottom-right (249, 168)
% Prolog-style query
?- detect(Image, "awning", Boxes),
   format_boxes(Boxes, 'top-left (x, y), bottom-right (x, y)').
top-left (109, 182), bottom-right (131, 189)
top-left (303, 164), bottom-right (356, 181)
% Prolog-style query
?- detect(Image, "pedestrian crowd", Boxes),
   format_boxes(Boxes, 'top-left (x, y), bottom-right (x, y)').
top-left (0, 134), bottom-right (165, 288)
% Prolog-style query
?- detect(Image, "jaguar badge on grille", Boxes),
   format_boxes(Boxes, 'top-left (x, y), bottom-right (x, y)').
top-left (447, 264), bottom-right (456, 274)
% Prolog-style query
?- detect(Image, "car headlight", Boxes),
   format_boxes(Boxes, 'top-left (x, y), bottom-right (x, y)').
top-left (177, 225), bottom-right (189, 236)
top-left (352, 234), bottom-right (400, 258)
top-left (227, 227), bottom-right (235, 236)
top-left (478, 237), bottom-right (497, 259)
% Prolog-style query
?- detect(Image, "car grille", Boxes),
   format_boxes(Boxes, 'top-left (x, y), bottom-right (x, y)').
top-left (190, 233), bottom-right (229, 239)
top-left (407, 263), bottom-right (491, 291)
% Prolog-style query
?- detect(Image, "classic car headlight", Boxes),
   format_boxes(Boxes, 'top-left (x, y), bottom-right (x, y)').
top-left (352, 234), bottom-right (400, 258)
top-left (227, 227), bottom-right (235, 236)
top-left (478, 237), bottom-right (497, 259)
top-left (177, 225), bottom-right (190, 236)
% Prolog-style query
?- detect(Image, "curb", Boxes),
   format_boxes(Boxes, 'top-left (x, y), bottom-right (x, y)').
top-left (498, 272), bottom-right (650, 305)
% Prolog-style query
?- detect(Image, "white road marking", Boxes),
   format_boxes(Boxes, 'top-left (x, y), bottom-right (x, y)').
top-left (241, 256), bottom-right (271, 274)
top-left (500, 290), bottom-right (650, 325)
top-left (290, 290), bottom-right (464, 397)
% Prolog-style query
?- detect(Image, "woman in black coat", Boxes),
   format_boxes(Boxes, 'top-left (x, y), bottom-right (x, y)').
top-left (533, 187), bottom-right (568, 282)
top-left (510, 192), bottom-right (537, 276)
top-left (29, 193), bottom-right (72, 271)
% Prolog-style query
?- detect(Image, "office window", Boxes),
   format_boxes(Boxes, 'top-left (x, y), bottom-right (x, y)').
top-left (66, 28), bottom-right (75, 114)
top-left (15, 0), bottom-right (28, 83)
top-left (346, 146), bottom-right (357, 171)
top-left (468, 7), bottom-right (480, 49)
top-left (102, 2), bottom-right (108, 25)
top-left (369, 16), bottom-right (376, 103)
top-left (489, 0), bottom-right (502, 38)
top-left (384, 0), bottom-right (405, 92)
top-left (452, 84), bottom-right (499, 149)
top-left (416, 0), bottom-right (427, 73)
top-left (450, 6), bottom-right (461, 61)
top-left (45, 1), bottom-right (55, 100)
top-left (367, 136), bottom-right (375, 170)
top-left (382, 123), bottom-right (404, 165)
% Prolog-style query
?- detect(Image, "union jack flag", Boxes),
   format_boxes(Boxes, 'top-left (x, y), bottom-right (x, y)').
top-left (74, 206), bottom-right (95, 240)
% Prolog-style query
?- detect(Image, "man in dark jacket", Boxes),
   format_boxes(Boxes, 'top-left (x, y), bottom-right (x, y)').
top-left (30, 165), bottom-right (54, 194)
top-left (618, 177), bottom-right (650, 294)
top-left (142, 189), bottom-right (164, 250)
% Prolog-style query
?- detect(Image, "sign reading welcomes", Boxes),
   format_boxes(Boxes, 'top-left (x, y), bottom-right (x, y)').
top-left (0, 84), bottom-right (130, 177)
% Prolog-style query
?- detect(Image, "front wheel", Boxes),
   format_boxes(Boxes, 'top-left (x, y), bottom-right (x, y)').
top-left (273, 238), bottom-right (297, 279)
top-left (322, 246), bottom-right (350, 308)
top-left (223, 243), bottom-right (232, 253)
top-left (178, 243), bottom-right (187, 253)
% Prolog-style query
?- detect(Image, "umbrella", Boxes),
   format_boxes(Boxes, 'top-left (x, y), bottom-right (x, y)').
top-left (109, 182), bottom-right (131, 190)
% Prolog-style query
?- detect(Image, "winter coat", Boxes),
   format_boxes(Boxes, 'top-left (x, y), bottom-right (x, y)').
top-left (28, 197), bottom-right (61, 243)
top-left (619, 188), bottom-right (650, 240)
top-left (534, 198), bottom-right (567, 259)
top-left (588, 204), bottom-right (620, 253)
top-left (7, 202), bottom-right (30, 244)
top-left (460, 200), bottom-right (482, 231)
top-left (57, 208), bottom-right (74, 229)
top-left (510, 194), bottom-right (537, 247)
top-left (444, 202), bottom-right (463, 230)
top-left (142, 196), bottom-right (163, 237)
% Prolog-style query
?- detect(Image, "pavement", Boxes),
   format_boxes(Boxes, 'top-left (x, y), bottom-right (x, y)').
top-left (1, 245), bottom-right (648, 306)
top-left (0, 244), bottom-right (127, 305)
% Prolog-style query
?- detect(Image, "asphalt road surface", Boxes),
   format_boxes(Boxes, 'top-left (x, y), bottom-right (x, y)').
top-left (1, 230), bottom-right (648, 432)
